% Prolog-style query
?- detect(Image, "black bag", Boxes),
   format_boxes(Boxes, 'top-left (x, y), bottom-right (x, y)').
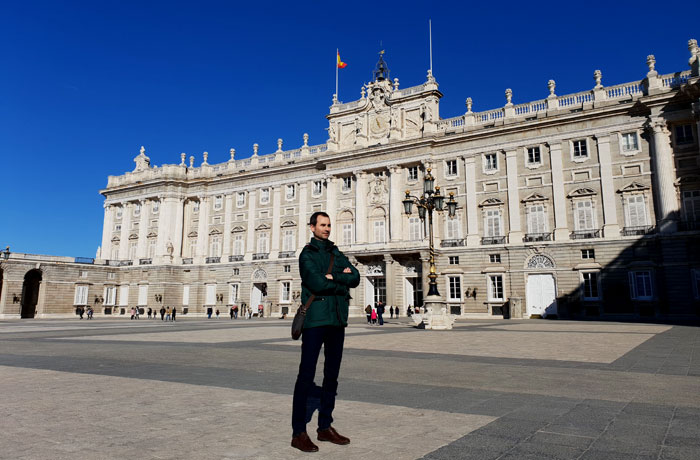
top-left (292, 253), bottom-right (335, 340)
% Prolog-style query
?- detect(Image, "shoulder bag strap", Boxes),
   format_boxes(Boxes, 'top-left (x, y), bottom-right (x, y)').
top-left (299, 253), bottom-right (335, 315)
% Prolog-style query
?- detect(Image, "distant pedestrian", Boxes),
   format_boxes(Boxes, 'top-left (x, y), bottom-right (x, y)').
top-left (365, 305), bottom-right (372, 324)
top-left (395, 306), bottom-right (399, 318)
top-left (130, 307), bottom-right (135, 320)
top-left (371, 307), bottom-right (377, 325)
top-left (135, 308), bottom-right (140, 320)
top-left (160, 306), bottom-right (166, 321)
top-left (87, 306), bottom-right (93, 320)
top-left (258, 305), bottom-right (264, 318)
top-left (147, 307), bottom-right (152, 319)
top-left (233, 305), bottom-right (238, 319)
top-left (78, 307), bottom-right (84, 320)
top-left (207, 307), bottom-right (213, 319)
top-left (390, 306), bottom-right (394, 319)
top-left (407, 306), bottom-right (413, 317)
top-left (247, 308), bottom-right (252, 319)
top-left (216, 309), bottom-right (220, 319)
top-left (171, 307), bottom-right (177, 322)
top-left (377, 302), bottom-right (384, 326)
top-left (230, 306), bottom-right (235, 320)
top-left (165, 306), bottom-right (171, 322)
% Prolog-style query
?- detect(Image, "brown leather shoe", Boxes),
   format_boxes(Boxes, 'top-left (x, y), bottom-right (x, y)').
top-left (291, 432), bottom-right (319, 452)
top-left (317, 426), bottom-right (350, 445)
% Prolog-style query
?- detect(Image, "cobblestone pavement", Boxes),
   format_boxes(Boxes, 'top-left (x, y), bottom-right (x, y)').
top-left (0, 318), bottom-right (699, 460)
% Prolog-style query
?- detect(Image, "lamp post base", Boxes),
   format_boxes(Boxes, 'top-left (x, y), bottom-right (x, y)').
top-left (411, 295), bottom-right (455, 330)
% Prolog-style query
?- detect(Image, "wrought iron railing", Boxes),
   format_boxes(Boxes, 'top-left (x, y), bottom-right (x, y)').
top-left (182, 258), bottom-right (193, 264)
top-left (253, 253), bottom-right (269, 260)
top-left (621, 226), bottom-right (655, 236)
top-left (229, 255), bottom-right (244, 262)
top-left (206, 257), bottom-right (221, 264)
top-left (679, 220), bottom-right (700, 231)
top-left (481, 236), bottom-right (506, 245)
top-left (441, 239), bottom-right (466, 247)
top-left (119, 260), bottom-right (133, 266)
top-left (570, 229), bottom-right (601, 239)
top-left (139, 258), bottom-right (152, 265)
top-left (524, 233), bottom-right (552, 242)
top-left (278, 251), bottom-right (296, 258)
top-left (107, 260), bottom-right (121, 266)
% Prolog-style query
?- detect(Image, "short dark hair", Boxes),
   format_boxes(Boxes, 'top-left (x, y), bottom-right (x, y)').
top-left (309, 211), bottom-right (330, 226)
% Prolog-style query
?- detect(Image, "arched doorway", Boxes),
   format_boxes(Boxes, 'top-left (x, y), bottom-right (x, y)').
top-left (21, 269), bottom-right (42, 319)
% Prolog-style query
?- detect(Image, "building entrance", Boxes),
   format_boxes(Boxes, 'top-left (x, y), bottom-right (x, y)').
top-left (526, 274), bottom-right (557, 318)
top-left (21, 269), bottom-right (42, 318)
top-left (250, 283), bottom-right (267, 314)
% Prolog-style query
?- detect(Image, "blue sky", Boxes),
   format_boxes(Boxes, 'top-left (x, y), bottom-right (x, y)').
top-left (1, 0), bottom-right (698, 257)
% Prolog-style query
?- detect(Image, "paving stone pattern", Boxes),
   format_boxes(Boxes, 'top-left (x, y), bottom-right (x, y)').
top-left (0, 318), bottom-right (699, 460)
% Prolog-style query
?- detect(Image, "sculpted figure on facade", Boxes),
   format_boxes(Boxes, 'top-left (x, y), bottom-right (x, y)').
top-left (327, 123), bottom-right (336, 143)
top-left (133, 146), bottom-right (151, 172)
top-left (368, 175), bottom-right (389, 205)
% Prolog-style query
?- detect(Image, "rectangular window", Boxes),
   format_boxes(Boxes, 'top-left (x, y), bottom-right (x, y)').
top-left (484, 154), bottom-right (497, 171)
top-left (489, 254), bottom-right (501, 263)
top-left (488, 275), bottom-right (504, 301)
top-left (137, 285), bottom-right (148, 306)
top-left (129, 242), bottom-right (138, 260)
top-left (682, 190), bottom-right (700, 222)
top-left (342, 223), bottom-right (353, 245)
top-left (485, 209), bottom-right (502, 237)
top-left (448, 276), bottom-right (461, 301)
top-left (446, 159), bottom-right (458, 176)
top-left (232, 268), bottom-right (239, 276)
top-left (114, 224), bottom-right (121, 232)
top-left (342, 176), bottom-right (352, 191)
top-left (210, 236), bottom-right (221, 257)
top-left (409, 217), bottom-right (422, 241)
top-left (236, 192), bottom-right (246, 207)
top-left (445, 216), bottom-right (461, 239)
top-left (281, 281), bottom-right (291, 303)
top-left (625, 195), bottom-right (647, 227)
top-left (621, 132), bottom-right (639, 152)
top-left (233, 235), bottom-right (244, 256)
top-left (182, 285), bottom-right (190, 306)
top-left (132, 221), bottom-right (139, 230)
top-left (111, 247), bottom-right (119, 260)
top-left (205, 284), bottom-right (216, 305)
top-left (148, 239), bottom-right (156, 258)
top-left (408, 166), bottom-right (419, 181)
top-left (575, 200), bottom-right (595, 231)
top-left (572, 139), bottom-right (588, 159)
top-left (286, 184), bottom-right (295, 200)
top-left (152, 201), bottom-right (160, 214)
top-left (527, 147), bottom-right (541, 165)
top-left (373, 220), bottom-right (386, 243)
top-left (105, 286), bottom-right (116, 306)
top-left (192, 201), bottom-right (200, 213)
top-left (629, 270), bottom-right (653, 300)
top-left (118, 285), bottom-right (129, 306)
top-left (108, 272), bottom-right (116, 280)
top-left (133, 204), bottom-right (141, 217)
top-left (313, 180), bottom-right (323, 196)
top-left (229, 284), bottom-right (239, 304)
top-left (527, 204), bottom-right (548, 234)
top-left (116, 208), bottom-right (123, 219)
top-left (214, 195), bottom-right (223, 210)
top-left (284, 265), bottom-right (291, 273)
top-left (150, 219), bottom-right (158, 227)
top-left (449, 256), bottom-right (459, 265)
top-left (188, 239), bottom-right (197, 257)
top-left (283, 230), bottom-right (295, 252)
top-left (581, 272), bottom-right (600, 300)
top-left (74, 285), bottom-right (89, 305)
top-left (80, 270), bottom-right (88, 278)
top-left (675, 124), bottom-right (694, 145)
top-left (257, 232), bottom-right (269, 253)
top-left (212, 216), bottom-right (222, 224)
top-left (260, 188), bottom-right (270, 204)
top-left (581, 249), bottom-right (595, 259)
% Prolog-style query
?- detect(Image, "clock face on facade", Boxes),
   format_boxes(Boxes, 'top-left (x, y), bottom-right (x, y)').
top-left (370, 114), bottom-right (389, 136)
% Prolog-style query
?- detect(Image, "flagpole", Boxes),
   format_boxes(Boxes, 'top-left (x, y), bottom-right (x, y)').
top-left (335, 48), bottom-right (339, 101)
top-left (429, 20), bottom-right (433, 72)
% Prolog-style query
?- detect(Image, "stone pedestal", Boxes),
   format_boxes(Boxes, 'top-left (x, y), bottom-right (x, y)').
top-left (411, 295), bottom-right (455, 330)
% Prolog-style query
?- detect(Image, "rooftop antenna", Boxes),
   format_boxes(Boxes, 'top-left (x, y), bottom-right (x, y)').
top-left (429, 19), bottom-right (433, 73)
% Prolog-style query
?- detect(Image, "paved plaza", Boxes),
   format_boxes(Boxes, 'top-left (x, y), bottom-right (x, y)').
top-left (0, 317), bottom-right (699, 460)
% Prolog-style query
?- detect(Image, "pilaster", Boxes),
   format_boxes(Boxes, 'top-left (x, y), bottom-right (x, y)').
top-left (595, 135), bottom-right (620, 237)
top-left (505, 150), bottom-right (523, 244)
top-left (383, 254), bottom-right (396, 307)
top-left (222, 194), bottom-right (233, 259)
top-left (136, 199), bottom-right (149, 259)
top-left (196, 196), bottom-right (209, 263)
top-left (325, 176), bottom-right (337, 227)
top-left (389, 165), bottom-right (403, 242)
top-left (298, 182), bottom-right (308, 248)
top-left (548, 143), bottom-right (569, 241)
top-left (245, 191), bottom-right (256, 262)
top-left (463, 157), bottom-right (480, 245)
top-left (271, 186), bottom-right (281, 257)
top-left (172, 198), bottom-right (184, 261)
top-left (100, 205), bottom-right (114, 261)
top-left (119, 203), bottom-right (131, 260)
top-left (647, 117), bottom-right (679, 232)
top-left (354, 171), bottom-right (367, 243)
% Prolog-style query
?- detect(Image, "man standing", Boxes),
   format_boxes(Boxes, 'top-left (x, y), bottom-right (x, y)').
top-left (377, 301), bottom-right (385, 326)
top-left (291, 212), bottom-right (360, 453)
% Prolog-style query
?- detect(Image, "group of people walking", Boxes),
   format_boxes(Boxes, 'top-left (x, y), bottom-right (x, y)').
top-left (76, 306), bottom-right (93, 319)
top-left (364, 302), bottom-right (405, 325)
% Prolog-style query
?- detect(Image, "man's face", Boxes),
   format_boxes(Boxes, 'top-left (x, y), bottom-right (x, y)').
top-left (310, 215), bottom-right (331, 240)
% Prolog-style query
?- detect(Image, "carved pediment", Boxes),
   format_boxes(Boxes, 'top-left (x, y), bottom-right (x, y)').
top-left (522, 192), bottom-right (549, 203)
top-left (256, 223), bottom-right (270, 231)
top-left (479, 198), bottom-right (504, 207)
top-left (209, 229), bottom-right (222, 235)
top-left (568, 188), bottom-right (596, 198)
top-left (618, 181), bottom-right (650, 193)
top-left (111, 236), bottom-right (121, 243)
top-left (128, 233), bottom-right (139, 240)
top-left (187, 231), bottom-right (198, 238)
top-left (281, 220), bottom-right (296, 227)
top-left (147, 232), bottom-right (158, 238)
top-left (231, 226), bottom-right (245, 233)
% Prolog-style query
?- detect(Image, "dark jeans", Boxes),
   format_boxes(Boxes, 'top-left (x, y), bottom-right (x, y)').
top-left (378, 313), bottom-right (384, 325)
top-left (292, 326), bottom-right (345, 436)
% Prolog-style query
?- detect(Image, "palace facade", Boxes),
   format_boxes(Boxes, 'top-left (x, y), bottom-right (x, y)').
top-left (2, 40), bottom-right (700, 319)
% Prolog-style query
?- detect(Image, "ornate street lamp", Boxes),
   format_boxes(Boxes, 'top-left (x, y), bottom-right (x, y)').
top-left (403, 168), bottom-right (457, 297)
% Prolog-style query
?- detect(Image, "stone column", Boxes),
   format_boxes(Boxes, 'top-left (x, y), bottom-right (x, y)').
top-left (463, 157), bottom-right (480, 245)
top-left (549, 143), bottom-right (569, 240)
top-left (383, 254), bottom-right (396, 308)
top-left (157, 196), bottom-right (178, 263)
top-left (647, 118), bottom-right (679, 232)
top-left (595, 135), bottom-right (620, 237)
top-left (505, 150), bottom-right (523, 243)
top-left (271, 186), bottom-right (281, 257)
top-left (354, 171), bottom-right (368, 243)
top-left (389, 165), bottom-right (403, 242)
top-left (419, 251), bottom-right (431, 307)
top-left (172, 198), bottom-right (185, 260)
top-left (326, 176), bottom-right (337, 225)
top-left (246, 191), bottom-right (256, 261)
top-left (136, 199), bottom-right (149, 259)
top-left (222, 194), bottom-right (233, 260)
top-left (298, 182), bottom-right (308, 248)
top-left (100, 204), bottom-right (114, 261)
top-left (196, 196), bottom-right (210, 263)
top-left (119, 203), bottom-right (131, 260)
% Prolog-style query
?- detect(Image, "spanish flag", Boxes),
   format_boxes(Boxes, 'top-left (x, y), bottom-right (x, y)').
top-left (337, 51), bottom-right (347, 69)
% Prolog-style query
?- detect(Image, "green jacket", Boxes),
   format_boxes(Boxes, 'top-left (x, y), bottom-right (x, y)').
top-left (299, 237), bottom-right (360, 328)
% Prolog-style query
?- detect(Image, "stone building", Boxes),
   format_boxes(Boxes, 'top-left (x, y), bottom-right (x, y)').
top-left (2, 40), bottom-right (700, 319)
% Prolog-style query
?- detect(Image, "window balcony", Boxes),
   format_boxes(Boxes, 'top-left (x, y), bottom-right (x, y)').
top-left (107, 260), bottom-right (121, 266)
top-left (524, 233), bottom-right (552, 242)
top-left (481, 236), bottom-right (506, 245)
top-left (117, 260), bottom-right (133, 266)
top-left (229, 255), bottom-right (244, 262)
top-left (279, 251), bottom-right (296, 258)
top-left (441, 239), bottom-right (466, 247)
top-left (570, 229), bottom-right (601, 239)
top-left (679, 220), bottom-right (700, 231)
top-left (622, 226), bottom-right (655, 236)
top-left (206, 257), bottom-right (221, 264)
top-left (139, 258), bottom-right (152, 265)
top-left (182, 258), bottom-right (193, 265)
top-left (253, 253), bottom-right (269, 260)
